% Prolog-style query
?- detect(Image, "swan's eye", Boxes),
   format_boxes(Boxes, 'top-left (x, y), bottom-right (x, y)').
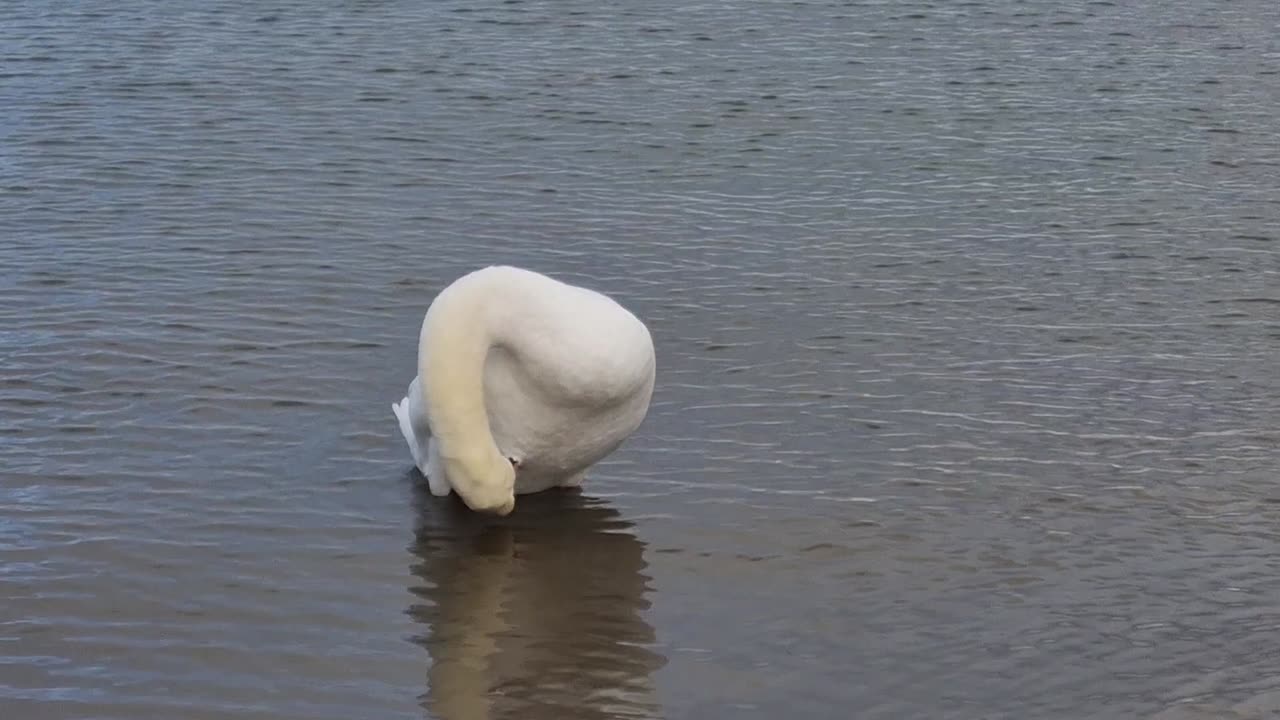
top-left (507, 457), bottom-right (520, 469)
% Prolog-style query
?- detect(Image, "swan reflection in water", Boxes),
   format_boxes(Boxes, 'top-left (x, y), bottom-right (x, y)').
top-left (405, 477), bottom-right (666, 720)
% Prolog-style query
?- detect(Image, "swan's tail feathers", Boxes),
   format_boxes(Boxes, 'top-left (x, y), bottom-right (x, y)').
top-left (392, 397), bottom-right (424, 469)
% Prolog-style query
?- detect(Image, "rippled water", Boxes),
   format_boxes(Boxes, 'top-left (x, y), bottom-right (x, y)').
top-left (3, 1), bottom-right (1280, 718)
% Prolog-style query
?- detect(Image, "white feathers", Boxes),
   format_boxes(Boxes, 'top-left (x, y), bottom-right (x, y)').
top-left (393, 266), bottom-right (655, 514)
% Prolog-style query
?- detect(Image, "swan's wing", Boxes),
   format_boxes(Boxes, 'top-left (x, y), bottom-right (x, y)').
top-left (393, 375), bottom-right (436, 475)
top-left (425, 438), bottom-right (451, 497)
top-left (395, 375), bottom-right (452, 497)
top-left (392, 399), bottom-right (425, 468)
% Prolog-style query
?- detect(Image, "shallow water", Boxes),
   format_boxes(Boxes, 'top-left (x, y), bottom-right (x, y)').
top-left (3, 1), bottom-right (1279, 718)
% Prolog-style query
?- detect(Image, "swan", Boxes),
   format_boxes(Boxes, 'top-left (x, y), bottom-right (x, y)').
top-left (391, 265), bottom-right (656, 516)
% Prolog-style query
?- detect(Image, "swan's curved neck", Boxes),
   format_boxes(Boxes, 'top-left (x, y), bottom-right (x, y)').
top-left (418, 278), bottom-right (504, 469)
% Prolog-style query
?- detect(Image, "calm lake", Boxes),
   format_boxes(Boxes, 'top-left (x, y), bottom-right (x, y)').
top-left (3, 1), bottom-right (1279, 718)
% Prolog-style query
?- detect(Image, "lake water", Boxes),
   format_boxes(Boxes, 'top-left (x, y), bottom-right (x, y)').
top-left (3, 1), bottom-right (1279, 718)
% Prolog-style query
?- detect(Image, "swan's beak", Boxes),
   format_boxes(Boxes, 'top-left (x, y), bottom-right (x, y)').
top-left (482, 497), bottom-right (516, 516)
top-left (465, 494), bottom-right (516, 517)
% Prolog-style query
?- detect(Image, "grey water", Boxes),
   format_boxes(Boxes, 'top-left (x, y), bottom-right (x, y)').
top-left (3, 0), bottom-right (1279, 718)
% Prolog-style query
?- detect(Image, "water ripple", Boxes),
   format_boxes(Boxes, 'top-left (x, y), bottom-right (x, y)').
top-left (3, 0), bottom-right (1280, 718)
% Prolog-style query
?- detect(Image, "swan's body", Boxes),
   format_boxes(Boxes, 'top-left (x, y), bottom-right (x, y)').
top-left (391, 266), bottom-right (655, 515)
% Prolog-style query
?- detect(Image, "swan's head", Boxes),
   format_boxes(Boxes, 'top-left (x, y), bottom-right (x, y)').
top-left (444, 451), bottom-right (517, 516)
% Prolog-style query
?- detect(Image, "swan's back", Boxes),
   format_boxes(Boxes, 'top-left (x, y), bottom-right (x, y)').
top-left (471, 266), bottom-right (655, 406)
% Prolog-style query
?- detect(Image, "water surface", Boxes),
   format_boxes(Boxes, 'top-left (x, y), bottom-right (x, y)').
top-left (3, 1), bottom-right (1279, 718)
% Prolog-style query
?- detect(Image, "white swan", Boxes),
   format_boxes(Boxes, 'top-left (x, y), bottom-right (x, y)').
top-left (391, 266), bottom-right (656, 515)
